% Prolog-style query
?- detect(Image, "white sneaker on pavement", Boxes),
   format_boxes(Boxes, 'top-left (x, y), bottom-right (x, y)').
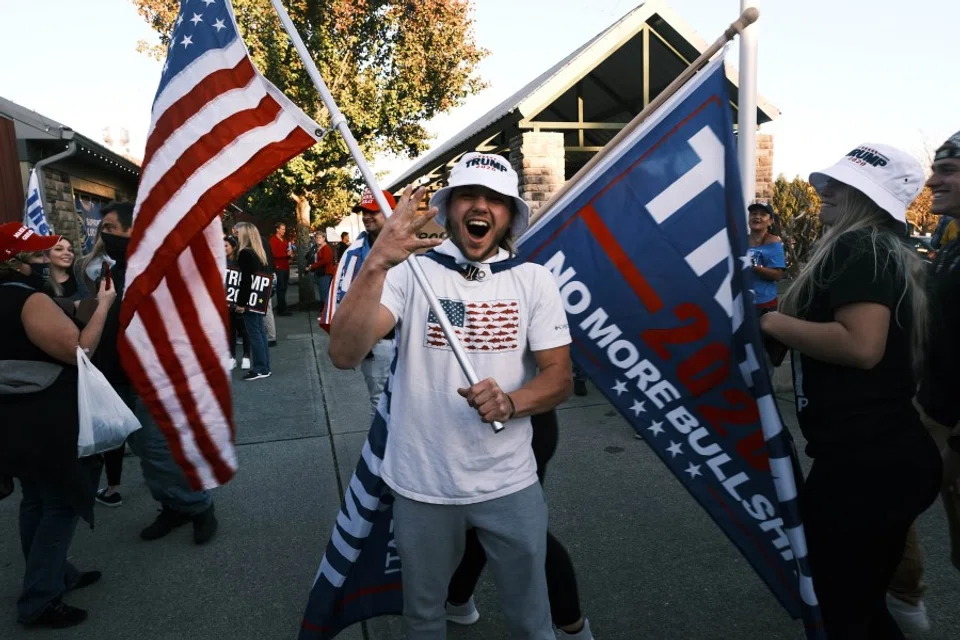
top-left (557, 617), bottom-right (594, 639)
top-left (445, 596), bottom-right (480, 625)
top-left (241, 357), bottom-right (251, 370)
top-left (228, 358), bottom-right (237, 370)
top-left (886, 594), bottom-right (930, 637)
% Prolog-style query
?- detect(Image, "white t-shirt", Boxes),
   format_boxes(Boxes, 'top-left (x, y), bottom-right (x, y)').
top-left (379, 240), bottom-right (571, 505)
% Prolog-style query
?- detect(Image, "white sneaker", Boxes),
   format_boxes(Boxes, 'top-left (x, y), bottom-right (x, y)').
top-left (445, 596), bottom-right (480, 625)
top-left (228, 358), bottom-right (237, 370)
top-left (557, 617), bottom-right (594, 639)
top-left (886, 594), bottom-right (930, 637)
top-left (241, 357), bottom-right (251, 370)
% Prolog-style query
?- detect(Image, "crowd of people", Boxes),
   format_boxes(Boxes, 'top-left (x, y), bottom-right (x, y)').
top-left (1, 130), bottom-right (959, 640)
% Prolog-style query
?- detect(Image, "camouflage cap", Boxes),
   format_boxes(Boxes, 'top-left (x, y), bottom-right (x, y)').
top-left (935, 130), bottom-right (960, 161)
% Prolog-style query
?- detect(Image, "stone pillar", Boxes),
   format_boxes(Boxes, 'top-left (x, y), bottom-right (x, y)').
top-left (40, 168), bottom-right (81, 249)
top-left (755, 133), bottom-right (774, 201)
top-left (509, 132), bottom-right (565, 219)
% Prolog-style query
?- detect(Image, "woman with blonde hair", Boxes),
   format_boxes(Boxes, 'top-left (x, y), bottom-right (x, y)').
top-left (234, 222), bottom-right (271, 380)
top-left (760, 144), bottom-right (941, 638)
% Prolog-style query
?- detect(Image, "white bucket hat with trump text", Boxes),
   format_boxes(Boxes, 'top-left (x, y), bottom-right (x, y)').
top-left (429, 152), bottom-right (531, 238)
top-left (809, 143), bottom-right (924, 225)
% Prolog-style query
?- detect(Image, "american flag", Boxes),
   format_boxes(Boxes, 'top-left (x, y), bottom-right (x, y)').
top-left (118, 0), bottom-right (319, 490)
top-left (425, 298), bottom-right (520, 352)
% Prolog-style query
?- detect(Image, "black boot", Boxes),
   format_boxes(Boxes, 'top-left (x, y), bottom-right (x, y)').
top-left (574, 379), bottom-right (588, 396)
top-left (20, 600), bottom-right (88, 629)
top-left (192, 504), bottom-right (219, 545)
top-left (140, 506), bottom-right (191, 540)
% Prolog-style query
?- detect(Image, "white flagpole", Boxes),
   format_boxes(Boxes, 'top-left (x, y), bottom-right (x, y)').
top-left (738, 0), bottom-right (759, 214)
top-left (268, 0), bottom-right (505, 432)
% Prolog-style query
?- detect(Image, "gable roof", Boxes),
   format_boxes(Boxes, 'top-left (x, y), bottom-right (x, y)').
top-left (387, 0), bottom-right (777, 190)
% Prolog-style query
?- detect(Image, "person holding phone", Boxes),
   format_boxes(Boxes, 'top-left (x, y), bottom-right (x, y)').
top-left (0, 222), bottom-right (115, 628)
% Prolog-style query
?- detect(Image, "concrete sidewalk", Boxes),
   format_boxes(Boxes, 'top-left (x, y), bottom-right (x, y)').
top-left (2, 297), bottom-right (959, 639)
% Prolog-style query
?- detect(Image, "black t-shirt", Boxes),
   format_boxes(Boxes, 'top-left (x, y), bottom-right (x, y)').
top-left (917, 238), bottom-right (960, 426)
top-left (0, 279), bottom-right (63, 365)
top-left (792, 229), bottom-right (920, 456)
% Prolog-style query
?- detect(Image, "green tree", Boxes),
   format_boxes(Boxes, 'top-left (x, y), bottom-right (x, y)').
top-left (770, 174), bottom-right (822, 277)
top-left (132, 0), bottom-right (487, 305)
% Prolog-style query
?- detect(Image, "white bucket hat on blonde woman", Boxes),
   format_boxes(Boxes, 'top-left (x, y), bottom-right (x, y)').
top-left (429, 152), bottom-right (531, 238)
top-left (809, 143), bottom-right (924, 225)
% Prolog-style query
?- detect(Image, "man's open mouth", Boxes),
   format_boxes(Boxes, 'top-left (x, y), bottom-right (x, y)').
top-left (465, 219), bottom-right (491, 239)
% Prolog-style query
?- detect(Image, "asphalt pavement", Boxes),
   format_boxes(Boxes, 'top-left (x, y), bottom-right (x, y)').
top-left (2, 288), bottom-right (958, 639)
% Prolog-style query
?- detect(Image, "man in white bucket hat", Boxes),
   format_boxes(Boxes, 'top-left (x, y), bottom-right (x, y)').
top-left (329, 152), bottom-right (573, 639)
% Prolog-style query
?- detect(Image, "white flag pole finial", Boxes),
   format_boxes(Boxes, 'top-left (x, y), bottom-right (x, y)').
top-left (738, 0), bottom-right (759, 214)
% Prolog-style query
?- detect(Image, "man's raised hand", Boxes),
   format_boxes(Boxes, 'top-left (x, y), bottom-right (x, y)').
top-left (367, 185), bottom-right (443, 270)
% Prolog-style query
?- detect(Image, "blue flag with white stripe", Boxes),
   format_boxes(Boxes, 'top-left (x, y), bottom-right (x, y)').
top-left (300, 52), bottom-right (824, 639)
top-left (516, 54), bottom-right (823, 637)
top-left (23, 169), bottom-right (53, 236)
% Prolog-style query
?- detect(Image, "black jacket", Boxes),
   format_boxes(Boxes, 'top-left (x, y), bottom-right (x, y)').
top-left (237, 247), bottom-right (266, 309)
top-left (92, 261), bottom-right (128, 387)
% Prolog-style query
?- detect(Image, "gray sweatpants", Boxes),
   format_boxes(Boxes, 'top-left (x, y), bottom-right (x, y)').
top-left (392, 482), bottom-right (553, 640)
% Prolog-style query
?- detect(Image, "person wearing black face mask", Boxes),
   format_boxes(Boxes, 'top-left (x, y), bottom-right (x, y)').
top-left (17, 252), bottom-right (50, 290)
top-left (92, 201), bottom-right (219, 543)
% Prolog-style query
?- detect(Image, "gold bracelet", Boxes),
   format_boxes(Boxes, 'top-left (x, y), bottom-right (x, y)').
top-left (505, 394), bottom-right (517, 421)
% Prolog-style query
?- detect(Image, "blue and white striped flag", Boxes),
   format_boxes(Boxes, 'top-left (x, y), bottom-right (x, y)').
top-left (300, 351), bottom-right (402, 638)
top-left (23, 168), bottom-right (53, 236)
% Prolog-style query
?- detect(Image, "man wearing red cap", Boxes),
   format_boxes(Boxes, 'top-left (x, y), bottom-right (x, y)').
top-left (320, 188), bottom-right (398, 416)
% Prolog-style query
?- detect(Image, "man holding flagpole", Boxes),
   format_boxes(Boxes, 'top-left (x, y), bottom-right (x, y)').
top-left (329, 153), bottom-right (573, 639)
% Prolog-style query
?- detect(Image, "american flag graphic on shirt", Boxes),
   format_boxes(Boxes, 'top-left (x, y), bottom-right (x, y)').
top-left (425, 299), bottom-right (520, 352)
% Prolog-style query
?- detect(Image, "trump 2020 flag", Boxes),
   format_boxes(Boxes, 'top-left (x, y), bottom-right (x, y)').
top-left (23, 169), bottom-right (53, 236)
top-left (517, 53), bottom-right (823, 637)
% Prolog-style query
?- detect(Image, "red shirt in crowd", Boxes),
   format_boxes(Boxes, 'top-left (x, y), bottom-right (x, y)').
top-left (270, 234), bottom-right (290, 272)
top-left (308, 243), bottom-right (336, 276)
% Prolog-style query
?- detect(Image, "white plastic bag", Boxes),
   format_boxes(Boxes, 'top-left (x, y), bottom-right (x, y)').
top-left (76, 346), bottom-right (142, 457)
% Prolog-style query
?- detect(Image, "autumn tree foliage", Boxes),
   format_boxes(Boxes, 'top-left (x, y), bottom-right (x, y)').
top-left (770, 174), bottom-right (822, 276)
top-left (132, 0), bottom-right (487, 303)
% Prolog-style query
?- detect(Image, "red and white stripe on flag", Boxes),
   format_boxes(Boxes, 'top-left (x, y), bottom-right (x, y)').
top-left (119, 0), bottom-right (319, 490)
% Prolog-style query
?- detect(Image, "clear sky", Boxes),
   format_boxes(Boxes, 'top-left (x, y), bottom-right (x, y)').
top-left (1, 0), bottom-right (956, 183)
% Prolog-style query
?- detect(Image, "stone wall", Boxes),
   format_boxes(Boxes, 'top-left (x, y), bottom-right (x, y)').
top-left (41, 167), bottom-right (82, 249)
top-left (509, 132), bottom-right (565, 219)
top-left (755, 133), bottom-right (774, 201)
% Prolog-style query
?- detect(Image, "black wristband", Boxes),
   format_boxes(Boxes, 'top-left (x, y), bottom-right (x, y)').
top-left (505, 394), bottom-right (517, 421)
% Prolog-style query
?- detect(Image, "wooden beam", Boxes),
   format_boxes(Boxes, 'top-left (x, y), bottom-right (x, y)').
top-left (519, 121), bottom-right (628, 130)
top-left (577, 83), bottom-right (584, 148)
top-left (584, 73), bottom-right (634, 115)
top-left (649, 23), bottom-right (692, 67)
top-left (642, 24), bottom-right (650, 106)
